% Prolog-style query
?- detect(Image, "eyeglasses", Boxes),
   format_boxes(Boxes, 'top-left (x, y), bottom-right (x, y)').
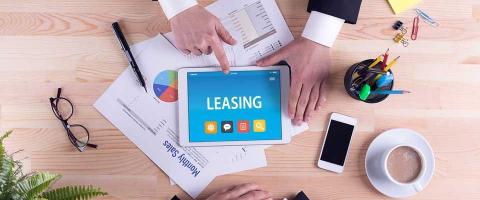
top-left (49, 88), bottom-right (97, 152)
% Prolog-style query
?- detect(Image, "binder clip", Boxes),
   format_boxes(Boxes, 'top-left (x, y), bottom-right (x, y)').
top-left (392, 20), bottom-right (407, 34)
top-left (394, 33), bottom-right (409, 47)
top-left (392, 21), bottom-right (409, 47)
top-left (393, 21), bottom-right (403, 30)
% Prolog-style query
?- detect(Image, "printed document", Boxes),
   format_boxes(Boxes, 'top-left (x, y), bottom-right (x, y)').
top-left (95, 0), bottom-right (307, 198)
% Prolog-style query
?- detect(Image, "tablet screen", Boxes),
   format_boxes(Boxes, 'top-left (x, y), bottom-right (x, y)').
top-left (187, 70), bottom-right (282, 142)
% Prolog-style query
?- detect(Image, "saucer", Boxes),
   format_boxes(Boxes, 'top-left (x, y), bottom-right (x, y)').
top-left (365, 128), bottom-right (435, 198)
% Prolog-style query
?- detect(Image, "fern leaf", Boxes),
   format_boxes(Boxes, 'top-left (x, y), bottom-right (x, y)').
top-left (0, 131), bottom-right (10, 177)
top-left (16, 172), bottom-right (61, 200)
top-left (18, 172), bottom-right (35, 183)
top-left (40, 185), bottom-right (107, 200)
top-left (0, 155), bottom-right (18, 200)
top-left (0, 131), bottom-right (13, 180)
top-left (0, 130), bottom-right (13, 143)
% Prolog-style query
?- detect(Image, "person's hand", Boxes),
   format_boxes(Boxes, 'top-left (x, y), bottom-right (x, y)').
top-left (170, 5), bottom-right (236, 73)
top-left (206, 183), bottom-right (273, 200)
top-left (257, 37), bottom-right (330, 125)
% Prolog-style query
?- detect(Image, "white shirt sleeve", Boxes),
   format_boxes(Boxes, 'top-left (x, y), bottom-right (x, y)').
top-left (301, 11), bottom-right (345, 48)
top-left (158, 0), bottom-right (198, 20)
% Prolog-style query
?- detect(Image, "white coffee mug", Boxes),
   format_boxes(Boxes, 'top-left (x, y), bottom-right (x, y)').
top-left (380, 144), bottom-right (426, 192)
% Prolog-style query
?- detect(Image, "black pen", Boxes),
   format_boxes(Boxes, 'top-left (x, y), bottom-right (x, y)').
top-left (112, 22), bottom-right (147, 93)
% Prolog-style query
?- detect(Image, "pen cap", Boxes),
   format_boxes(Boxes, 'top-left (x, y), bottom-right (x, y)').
top-left (344, 59), bottom-right (394, 103)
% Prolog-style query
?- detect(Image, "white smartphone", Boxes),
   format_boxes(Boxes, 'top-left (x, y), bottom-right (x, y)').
top-left (317, 113), bottom-right (357, 173)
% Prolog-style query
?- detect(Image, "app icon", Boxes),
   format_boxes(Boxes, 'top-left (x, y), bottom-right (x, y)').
top-left (253, 120), bottom-right (266, 132)
top-left (221, 121), bottom-right (233, 133)
top-left (237, 120), bottom-right (250, 133)
top-left (204, 121), bottom-right (217, 134)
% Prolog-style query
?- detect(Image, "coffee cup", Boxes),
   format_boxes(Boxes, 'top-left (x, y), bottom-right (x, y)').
top-left (380, 144), bottom-right (426, 192)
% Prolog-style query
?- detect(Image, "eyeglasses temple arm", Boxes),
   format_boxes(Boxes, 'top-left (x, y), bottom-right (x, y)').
top-left (55, 88), bottom-right (62, 105)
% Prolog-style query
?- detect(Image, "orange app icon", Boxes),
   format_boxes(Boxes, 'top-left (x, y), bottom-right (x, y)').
top-left (237, 120), bottom-right (249, 133)
top-left (204, 121), bottom-right (217, 134)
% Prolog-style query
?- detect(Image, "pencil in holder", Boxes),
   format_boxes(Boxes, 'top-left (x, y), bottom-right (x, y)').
top-left (344, 59), bottom-right (394, 103)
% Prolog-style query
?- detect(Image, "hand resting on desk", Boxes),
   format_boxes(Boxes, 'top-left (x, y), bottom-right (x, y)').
top-left (206, 183), bottom-right (273, 200)
top-left (257, 37), bottom-right (330, 125)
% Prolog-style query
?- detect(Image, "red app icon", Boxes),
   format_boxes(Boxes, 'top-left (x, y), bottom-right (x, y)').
top-left (237, 120), bottom-right (249, 133)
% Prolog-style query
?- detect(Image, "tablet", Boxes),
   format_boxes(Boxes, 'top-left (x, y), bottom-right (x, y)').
top-left (178, 66), bottom-right (291, 146)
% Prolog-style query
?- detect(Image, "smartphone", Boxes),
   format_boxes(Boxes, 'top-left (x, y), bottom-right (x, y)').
top-left (317, 113), bottom-right (357, 173)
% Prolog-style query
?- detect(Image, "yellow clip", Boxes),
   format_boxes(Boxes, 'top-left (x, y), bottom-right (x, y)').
top-left (393, 33), bottom-right (409, 47)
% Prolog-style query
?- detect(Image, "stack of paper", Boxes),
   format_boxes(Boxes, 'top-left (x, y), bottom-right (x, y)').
top-left (94, 0), bottom-right (308, 198)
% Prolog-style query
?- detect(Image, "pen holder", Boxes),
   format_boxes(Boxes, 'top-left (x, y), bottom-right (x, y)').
top-left (344, 59), bottom-right (394, 103)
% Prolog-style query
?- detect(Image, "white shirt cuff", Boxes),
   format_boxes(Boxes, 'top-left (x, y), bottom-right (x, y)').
top-left (301, 11), bottom-right (345, 48)
top-left (158, 0), bottom-right (198, 20)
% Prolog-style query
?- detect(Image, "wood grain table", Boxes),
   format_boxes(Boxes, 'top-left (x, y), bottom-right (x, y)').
top-left (1, 0), bottom-right (480, 199)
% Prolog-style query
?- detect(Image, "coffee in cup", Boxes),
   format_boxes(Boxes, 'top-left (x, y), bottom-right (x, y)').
top-left (387, 146), bottom-right (422, 183)
top-left (381, 144), bottom-right (426, 191)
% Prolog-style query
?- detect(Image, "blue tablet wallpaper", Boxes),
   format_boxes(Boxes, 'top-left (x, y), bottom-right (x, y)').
top-left (187, 70), bottom-right (282, 142)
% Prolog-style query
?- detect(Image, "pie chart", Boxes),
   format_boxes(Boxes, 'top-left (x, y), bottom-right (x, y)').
top-left (153, 70), bottom-right (178, 102)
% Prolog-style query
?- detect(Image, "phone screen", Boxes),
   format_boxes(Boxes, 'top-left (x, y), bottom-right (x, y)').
top-left (320, 120), bottom-right (355, 166)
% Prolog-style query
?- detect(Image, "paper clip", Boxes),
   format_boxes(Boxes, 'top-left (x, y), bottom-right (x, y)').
top-left (411, 16), bottom-right (419, 40)
top-left (415, 9), bottom-right (439, 27)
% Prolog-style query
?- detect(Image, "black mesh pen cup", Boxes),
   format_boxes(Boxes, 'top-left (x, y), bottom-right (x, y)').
top-left (344, 59), bottom-right (394, 103)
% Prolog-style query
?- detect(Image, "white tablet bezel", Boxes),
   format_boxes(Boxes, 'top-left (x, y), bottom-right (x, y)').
top-left (178, 66), bottom-right (291, 147)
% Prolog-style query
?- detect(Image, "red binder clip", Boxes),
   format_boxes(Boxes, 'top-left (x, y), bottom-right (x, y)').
top-left (411, 16), bottom-right (419, 40)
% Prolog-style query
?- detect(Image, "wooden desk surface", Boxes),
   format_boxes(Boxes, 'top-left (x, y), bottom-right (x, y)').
top-left (1, 0), bottom-right (480, 199)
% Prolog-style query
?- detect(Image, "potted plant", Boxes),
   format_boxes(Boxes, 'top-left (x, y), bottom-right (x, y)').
top-left (0, 131), bottom-right (108, 200)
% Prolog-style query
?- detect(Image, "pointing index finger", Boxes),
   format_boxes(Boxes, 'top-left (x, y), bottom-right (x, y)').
top-left (211, 37), bottom-right (230, 73)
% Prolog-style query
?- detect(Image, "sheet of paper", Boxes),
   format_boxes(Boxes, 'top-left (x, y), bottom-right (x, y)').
top-left (170, 145), bottom-right (267, 185)
top-left (94, 35), bottom-right (271, 198)
top-left (207, 0), bottom-right (294, 64)
top-left (164, 0), bottom-right (294, 66)
top-left (95, 35), bottom-right (306, 197)
top-left (94, 70), bottom-right (219, 198)
top-left (217, 145), bottom-right (267, 175)
top-left (95, 0), bottom-right (307, 197)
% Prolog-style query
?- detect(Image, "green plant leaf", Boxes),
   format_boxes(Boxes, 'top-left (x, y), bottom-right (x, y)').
top-left (0, 131), bottom-right (20, 200)
top-left (0, 131), bottom-right (13, 180)
top-left (40, 185), bottom-right (107, 200)
top-left (0, 155), bottom-right (18, 200)
top-left (0, 130), bottom-right (13, 143)
top-left (0, 131), bottom-right (107, 200)
top-left (16, 172), bottom-right (61, 200)
top-left (0, 131), bottom-right (12, 176)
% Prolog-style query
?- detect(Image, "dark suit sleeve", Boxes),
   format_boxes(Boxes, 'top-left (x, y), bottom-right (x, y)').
top-left (307, 0), bottom-right (362, 24)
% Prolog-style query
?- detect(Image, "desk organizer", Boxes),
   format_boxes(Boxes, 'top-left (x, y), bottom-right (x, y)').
top-left (344, 59), bottom-right (394, 103)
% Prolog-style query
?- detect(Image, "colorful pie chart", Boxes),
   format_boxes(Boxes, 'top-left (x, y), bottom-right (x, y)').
top-left (153, 70), bottom-right (178, 102)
